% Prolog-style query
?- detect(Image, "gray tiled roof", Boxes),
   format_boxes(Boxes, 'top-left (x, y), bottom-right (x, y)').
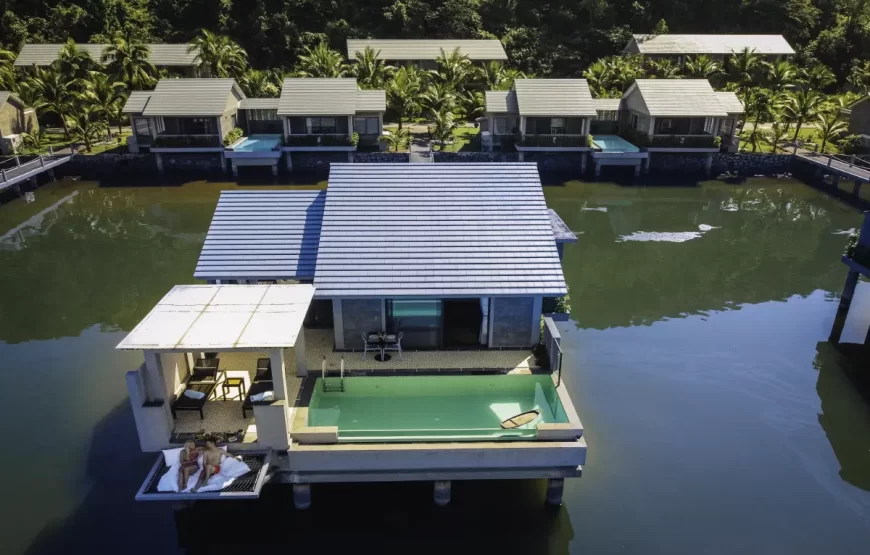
top-left (356, 90), bottom-right (387, 112)
top-left (141, 78), bottom-right (242, 117)
top-left (0, 91), bottom-right (11, 108)
top-left (194, 190), bottom-right (325, 281)
top-left (347, 39), bottom-right (507, 61)
top-left (548, 209), bottom-right (578, 243)
top-left (513, 79), bottom-right (596, 117)
top-left (485, 90), bottom-right (519, 114)
top-left (121, 91), bottom-right (153, 114)
top-left (715, 91), bottom-right (745, 114)
top-left (278, 78), bottom-right (359, 116)
top-left (632, 79), bottom-right (728, 117)
top-left (14, 43), bottom-right (199, 66)
top-left (240, 98), bottom-right (280, 110)
top-left (314, 163), bottom-right (567, 298)
top-left (592, 98), bottom-right (622, 112)
top-left (626, 34), bottom-right (795, 56)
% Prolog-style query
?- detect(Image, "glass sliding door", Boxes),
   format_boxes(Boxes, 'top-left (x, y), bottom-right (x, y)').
top-left (386, 299), bottom-right (442, 349)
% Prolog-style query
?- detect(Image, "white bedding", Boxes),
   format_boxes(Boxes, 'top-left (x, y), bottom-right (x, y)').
top-left (156, 449), bottom-right (252, 493)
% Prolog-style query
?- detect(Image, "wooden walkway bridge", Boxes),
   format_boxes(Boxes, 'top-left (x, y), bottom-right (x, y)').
top-left (0, 155), bottom-right (72, 193)
top-left (796, 152), bottom-right (870, 183)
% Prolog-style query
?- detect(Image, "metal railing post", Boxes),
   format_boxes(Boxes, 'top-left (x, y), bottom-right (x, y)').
top-left (1, 168), bottom-right (6, 183)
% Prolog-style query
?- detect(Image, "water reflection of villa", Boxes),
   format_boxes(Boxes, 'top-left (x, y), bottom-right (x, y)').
top-left (121, 163), bottom-right (585, 508)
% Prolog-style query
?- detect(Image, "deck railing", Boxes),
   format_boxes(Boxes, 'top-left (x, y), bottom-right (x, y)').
top-left (284, 134), bottom-right (355, 147)
top-left (154, 134), bottom-right (222, 148)
top-left (542, 315), bottom-right (563, 387)
top-left (520, 134), bottom-right (588, 148)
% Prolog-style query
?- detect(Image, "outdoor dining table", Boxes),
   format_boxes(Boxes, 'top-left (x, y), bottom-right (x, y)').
top-left (369, 332), bottom-right (397, 362)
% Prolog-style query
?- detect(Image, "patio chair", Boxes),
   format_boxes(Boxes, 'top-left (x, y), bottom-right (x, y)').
top-left (361, 333), bottom-right (382, 360)
top-left (382, 332), bottom-right (403, 360)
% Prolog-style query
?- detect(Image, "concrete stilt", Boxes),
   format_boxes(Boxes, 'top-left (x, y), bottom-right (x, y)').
top-left (854, 180), bottom-right (863, 198)
top-left (271, 164), bottom-right (279, 177)
top-left (155, 153), bottom-right (165, 175)
top-left (220, 153), bottom-right (228, 174)
top-left (347, 152), bottom-right (354, 163)
top-left (594, 161), bottom-right (601, 178)
top-left (29, 176), bottom-right (37, 187)
top-left (47, 169), bottom-right (56, 180)
top-left (644, 154), bottom-right (652, 174)
top-left (580, 153), bottom-right (587, 173)
top-left (285, 153), bottom-right (293, 172)
top-left (433, 480), bottom-right (451, 506)
top-left (833, 174), bottom-right (841, 189)
top-left (830, 270), bottom-right (860, 343)
top-left (231, 162), bottom-right (239, 177)
top-left (518, 152), bottom-right (525, 162)
top-left (634, 163), bottom-right (641, 177)
top-left (545, 478), bottom-right (564, 506)
top-left (704, 154), bottom-right (713, 177)
top-left (293, 483), bottom-right (311, 510)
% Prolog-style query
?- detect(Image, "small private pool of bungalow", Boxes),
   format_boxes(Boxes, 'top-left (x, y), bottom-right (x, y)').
top-left (307, 375), bottom-right (575, 442)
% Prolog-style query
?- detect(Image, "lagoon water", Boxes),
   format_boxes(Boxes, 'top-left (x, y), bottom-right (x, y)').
top-left (1, 177), bottom-right (869, 554)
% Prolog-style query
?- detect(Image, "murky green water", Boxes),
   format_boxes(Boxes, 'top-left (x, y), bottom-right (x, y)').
top-left (1, 177), bottom-right (869, 554)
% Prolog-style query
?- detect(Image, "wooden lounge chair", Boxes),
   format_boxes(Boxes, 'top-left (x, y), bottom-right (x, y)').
top-left (172, 382), bottom-right (218, 420)
top-left (242, 380), bottom-right (275, 418)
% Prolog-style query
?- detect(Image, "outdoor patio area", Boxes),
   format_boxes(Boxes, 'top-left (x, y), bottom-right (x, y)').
top-left (292, 329), bottom-right (540, 374)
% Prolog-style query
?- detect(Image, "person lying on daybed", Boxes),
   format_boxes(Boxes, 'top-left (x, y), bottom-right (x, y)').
top-left (158, 434), bottom-right (251, 494)
top-left (178, 440), bottom-right (198, 491)
top-left (192, 435), bottom-right (224, 492)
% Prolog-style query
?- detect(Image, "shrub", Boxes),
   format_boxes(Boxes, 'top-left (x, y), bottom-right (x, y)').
top-left (837, 135), bottom-right (870, 155)
top-left (223, 127), bottom-right (244, 146)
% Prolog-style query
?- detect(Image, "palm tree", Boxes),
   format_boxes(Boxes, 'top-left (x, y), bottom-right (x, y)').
top-left (352, 47), bottom-right (394, 89)
top-left (459, 90), bottom-right (486, 121)
top-left (781, 89), bottom-right (825, 151)
top-left (386, 66), bottom-right (423, 131)
top-left (742, 87), bottom-right (775, 152)
top-left (683, 55), bottom-right (722, 80)
top-left (188, 29), bottom-right (248, 79)
top-left (239, 68), bottom-right (280, 97)
top-left (83, 71), bottom-right (127, 138)
top-left (29, 67), bottom-right (78, 138)
top-left (54, 39), bottom-right (95, 81)
top-left (380, 127), bottom-right (409, 152)
top-left (68, 104), bottom-right (108, 152)
top-left (728, 47), bottom-right (763, 96)
top-left (20, 128), bottom-right (48, 154)
top-left (763, 59), bottom-right (798, 92)
top-left (433, 48), bottom-right (474, 91)
top-left (0, 48), bottom-right (15, 89)
top-left (419, 82), bottom-right (456, 118)
top-left (647, 58), bottom-right (682, 79)
top-left (584, 55), bottom-right (647, 97)
top-left (430, 108), bottom-right (459, 150)
top-left (763, 119), bottom-right (789, 153)
top-left (296, 42), bottom-right (347, 78)
top-left (798, 64), bottom-right (836, 92)
top-left (816, 111), bottom-right (848, 153)
top-left (848, 60), bottom-right (870, 94)
top-left (103, 35), bottom-right (156, 90)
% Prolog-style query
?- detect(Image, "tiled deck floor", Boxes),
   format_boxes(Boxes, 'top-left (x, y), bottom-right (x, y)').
top-left (293, 329), bottom-right (538, 374)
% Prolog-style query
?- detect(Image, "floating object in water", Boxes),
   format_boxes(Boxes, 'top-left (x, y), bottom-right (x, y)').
top-left (500, 409), bottom-right (541, 429)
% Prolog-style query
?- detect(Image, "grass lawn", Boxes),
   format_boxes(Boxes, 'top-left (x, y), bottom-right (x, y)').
top-left (439, 126), bottom-right (480, 152)
top-left (740, 125), bottom-right (841, 154)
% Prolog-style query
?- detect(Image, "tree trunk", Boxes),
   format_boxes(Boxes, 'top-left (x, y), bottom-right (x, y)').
top-left (397, 113), bottom-right (403, 131)
top-left (793, 121), bottom-right (803, 154)
top-left (61, 116), bottom-right (70, 140)
top-left (821, 137), bottom-right (828, 154)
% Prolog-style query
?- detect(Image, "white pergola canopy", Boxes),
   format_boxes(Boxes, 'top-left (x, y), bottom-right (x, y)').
top-left (116, 284), bottom-right (315, 351)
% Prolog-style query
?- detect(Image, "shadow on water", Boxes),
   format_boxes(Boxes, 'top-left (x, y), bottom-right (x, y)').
top-left (175, 480), bottom-right (573, 554)
top-left (815, 342), bottom-right (870, 492)
top-left (23, 401), bottom-right (179, 555)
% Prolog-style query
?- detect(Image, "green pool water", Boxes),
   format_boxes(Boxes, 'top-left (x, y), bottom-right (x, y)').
top-left (309, 375), bottom-right (569, 442)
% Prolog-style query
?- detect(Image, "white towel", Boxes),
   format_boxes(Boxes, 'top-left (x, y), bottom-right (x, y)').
top-left (250, 391), bottom-right (275, 402)
top-left (183, 389), bottom-right (206, 400)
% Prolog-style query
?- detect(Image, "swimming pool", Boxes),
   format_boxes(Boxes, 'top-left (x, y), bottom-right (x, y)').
top-left (232, 134), bottom-right (282, 152)
top-left (308, 375), bottom-right (570, 442)
top-left (592, 134), bottom-right (640, 153)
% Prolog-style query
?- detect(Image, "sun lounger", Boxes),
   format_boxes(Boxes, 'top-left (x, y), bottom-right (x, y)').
top-left (172, 382), bottom-right (218, 420)
top-left (242, 380), bottom-right (275, 418)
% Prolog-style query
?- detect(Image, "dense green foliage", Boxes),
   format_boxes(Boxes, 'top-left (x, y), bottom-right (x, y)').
top-left (0, 0), bottom-right (867, 83)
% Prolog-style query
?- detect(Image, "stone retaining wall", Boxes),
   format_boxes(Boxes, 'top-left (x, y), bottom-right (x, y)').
top-left (58, 153), bottom-right (158, 177)
top-left (712, 153), bottom-right (793, 175)
top-left (521, 152), bottom-right (585, 171)
top-left (291, 152), bottom-right (349, 170)
top-left (353, 152), bottom-right (409, 163)
top-left (648, 153), bottom-right (709, 172)
top-left (163, 153), bottom-right (224, 172)
top-left (434, 151), bottom-right (519, 163)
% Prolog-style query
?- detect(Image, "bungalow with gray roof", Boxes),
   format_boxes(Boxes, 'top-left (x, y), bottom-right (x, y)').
top-left (15, 43), bottom-right (202, 76)
top-left (482, 79), bottom-right (596, 167)
top-left (278, 78), bottom-right (387, 170)
top-left (346, 39), bottom-right (507, 69)
top-left (622, 34), bottom-right (795, 62)
top-left (0, 91), bottom-right (38, 154)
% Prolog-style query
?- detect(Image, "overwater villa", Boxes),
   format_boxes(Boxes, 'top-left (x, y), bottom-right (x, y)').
top-left (123, 77), bottom-right (386, 175)
top-left (482, 77), bottom-right (743, 176)
top-left (346, 39), bottom-right (507, 69)
top-left (621, 34), bottom-right (795, 61)
top-left (121, 163), bottom-right (585, 507)
top-left (14, 43), bottom-right (202, 75)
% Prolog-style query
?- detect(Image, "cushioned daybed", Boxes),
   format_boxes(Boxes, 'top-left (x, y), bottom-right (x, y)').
top-left (242, 380), bottom-right (274, 419)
